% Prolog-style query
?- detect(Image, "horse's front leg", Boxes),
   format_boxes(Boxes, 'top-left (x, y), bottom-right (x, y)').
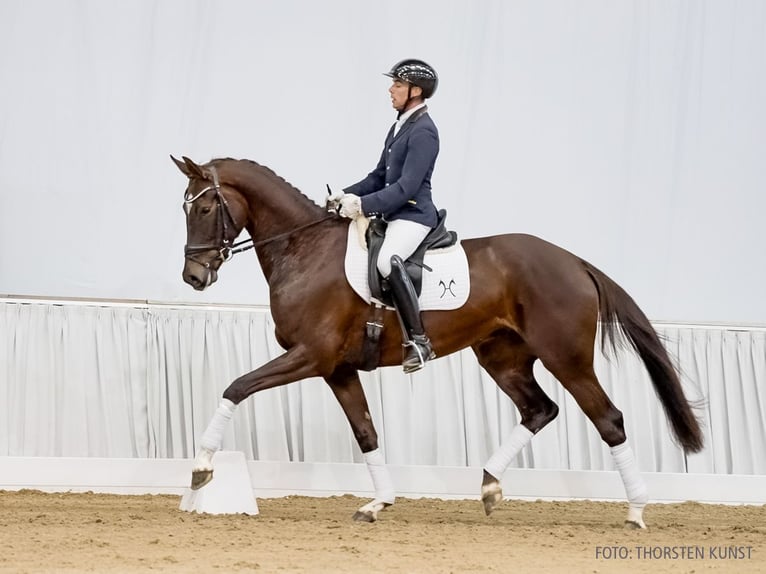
top-left (325, 365), bottom-right (394, 522)
top-left (191, 345), bottom-right (318, 490)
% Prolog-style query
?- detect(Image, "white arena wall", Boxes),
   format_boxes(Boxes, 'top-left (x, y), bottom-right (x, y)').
top-left (1, 1), bottom-right (764, 324)
top-left (2, 458), bottom-right (766, 506)
top-left (1, 298), bottom-right (764, 504)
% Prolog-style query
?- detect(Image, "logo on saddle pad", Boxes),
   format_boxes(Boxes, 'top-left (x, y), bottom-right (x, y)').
top-left (343, 219), bottom-right (470, 310)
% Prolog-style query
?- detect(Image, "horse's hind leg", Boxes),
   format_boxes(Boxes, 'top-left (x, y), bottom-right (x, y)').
top-left (325, 365), bottom-right (393, 523)
top-left (472, 331), bottom-right (559, 516)
top-left (540, 348), bottom-right (648, 529)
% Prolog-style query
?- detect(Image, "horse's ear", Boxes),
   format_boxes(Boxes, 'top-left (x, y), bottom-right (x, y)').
top-left (170, 154), bottom-right (195, 178)
top-left (181, 156), bottom-right (208, 180)
top-left (170, 155), bottom-right (208, 180)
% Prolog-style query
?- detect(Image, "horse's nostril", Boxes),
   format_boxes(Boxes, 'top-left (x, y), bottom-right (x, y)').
top-left (183, 272), bottom-right (201, 288)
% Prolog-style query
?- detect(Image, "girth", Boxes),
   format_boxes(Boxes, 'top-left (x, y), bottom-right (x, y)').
top-left (366, 209), bottom-right (457, 307)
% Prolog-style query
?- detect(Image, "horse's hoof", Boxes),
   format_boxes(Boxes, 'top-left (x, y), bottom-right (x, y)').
top-left (191, 469), bottom-right (213, 491)
top-left (625, 506), bottom-right (647, 529)
top-left (481, 486), bottom-right (503, 516)
top-left (482, 492), bottom-right (503, 516)
top-left (352, 500), bottom-right (391, 522)
top-left (624, 520), bottom-right (647, 530)
top-left (352, 510), bottom-right (376, 523)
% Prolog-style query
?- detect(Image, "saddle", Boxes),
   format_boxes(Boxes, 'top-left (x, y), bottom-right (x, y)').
top-left (366, 209), bottom-right (458, 307)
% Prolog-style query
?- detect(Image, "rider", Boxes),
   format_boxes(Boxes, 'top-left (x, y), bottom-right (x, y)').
top-left (331, 59), bottom-right (440, 374)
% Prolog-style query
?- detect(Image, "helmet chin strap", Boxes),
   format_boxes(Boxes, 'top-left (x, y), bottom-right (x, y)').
top-left (397, 84), bottom-right (418, 119)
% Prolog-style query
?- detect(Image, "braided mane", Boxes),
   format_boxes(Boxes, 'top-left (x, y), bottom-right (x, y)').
top-left (210, 157), bottom-right (323, 212)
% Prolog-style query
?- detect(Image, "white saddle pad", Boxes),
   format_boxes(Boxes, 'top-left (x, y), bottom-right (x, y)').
top-left (343, 219), bottom-right (470, 311)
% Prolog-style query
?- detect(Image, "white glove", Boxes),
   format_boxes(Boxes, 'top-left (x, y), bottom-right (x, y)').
top-left (325, 187), bottom-right (345, 212)
top-left (339, 194), bottom-right (362, 219)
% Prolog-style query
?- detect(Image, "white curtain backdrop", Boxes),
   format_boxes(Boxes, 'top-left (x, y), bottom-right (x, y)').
top-left (2, 300), bottom-right (764, 475)
top-left (0, 1), bottom-right (764, 324)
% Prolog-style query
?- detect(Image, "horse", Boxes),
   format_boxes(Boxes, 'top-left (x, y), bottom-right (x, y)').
top-left (171, 155), bottom-right (704, 527)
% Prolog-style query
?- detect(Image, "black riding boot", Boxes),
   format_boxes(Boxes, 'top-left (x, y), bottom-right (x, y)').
top-left (387, 255), bottom-right (435, 373)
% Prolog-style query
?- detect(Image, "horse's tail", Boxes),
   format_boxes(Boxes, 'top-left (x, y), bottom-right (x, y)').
top-left (582, 261), bottom-right (704, 454)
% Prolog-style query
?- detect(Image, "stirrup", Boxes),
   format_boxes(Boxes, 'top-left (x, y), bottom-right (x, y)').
top-left (402, 336), bottom-right (435, 374)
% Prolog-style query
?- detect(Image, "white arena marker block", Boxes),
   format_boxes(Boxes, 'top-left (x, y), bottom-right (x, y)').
top-left (179, 451), bottom-right (259, 515)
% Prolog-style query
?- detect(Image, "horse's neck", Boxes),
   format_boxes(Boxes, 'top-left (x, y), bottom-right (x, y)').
top-left (229, 163), bottom-right (319, 235)
top-left (232, 164), bottom-right (325, 280)
top-left (248, 188), bottom-right (319, 239)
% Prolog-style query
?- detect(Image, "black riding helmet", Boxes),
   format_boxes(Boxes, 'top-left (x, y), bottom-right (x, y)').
top-left (384, 59), bottom-right (438, 99)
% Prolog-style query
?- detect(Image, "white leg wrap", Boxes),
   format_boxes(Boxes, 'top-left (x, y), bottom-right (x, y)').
top-left (483, 424), bottom-right (534, 480)
top-left (611, 441), bottom-right (648, 509)
top-left (199, 399), bottom-right (237, 452)
top-left (363, 448), bottom-right (395, 504)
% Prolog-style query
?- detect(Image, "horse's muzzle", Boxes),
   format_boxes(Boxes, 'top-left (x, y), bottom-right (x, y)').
top-left (183, 261), bottom-right (219, 291)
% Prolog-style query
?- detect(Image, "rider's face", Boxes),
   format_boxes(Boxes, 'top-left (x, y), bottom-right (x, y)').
top-left (389, 79), bottom-right (422, 112)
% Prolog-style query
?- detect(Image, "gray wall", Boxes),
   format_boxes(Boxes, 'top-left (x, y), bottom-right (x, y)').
top-left (1, 0), bottom-right (764, 323)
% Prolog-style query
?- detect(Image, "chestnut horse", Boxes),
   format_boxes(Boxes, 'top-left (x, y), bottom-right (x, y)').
top-left (172, 155), bottom-right (703, 527)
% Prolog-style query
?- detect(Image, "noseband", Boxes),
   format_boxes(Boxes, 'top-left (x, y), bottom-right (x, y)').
top-left (183, 166), bottom-right (253, 268)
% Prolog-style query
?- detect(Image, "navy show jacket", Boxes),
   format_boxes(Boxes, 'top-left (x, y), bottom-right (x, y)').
top-left (344, 107), bottom-right (439, 228)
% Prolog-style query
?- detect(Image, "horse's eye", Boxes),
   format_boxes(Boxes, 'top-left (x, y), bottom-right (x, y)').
top-left (200, 206), bottom-right (212, 215)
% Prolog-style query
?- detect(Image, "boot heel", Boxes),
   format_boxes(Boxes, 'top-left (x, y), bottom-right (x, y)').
top-left (402, 336), bottom-right (435, 373)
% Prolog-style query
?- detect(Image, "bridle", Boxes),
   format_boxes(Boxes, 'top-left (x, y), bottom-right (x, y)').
top-left (183, 166), bottom-right (252, 269)
top-left (183, 166), bottom-right (335, 269)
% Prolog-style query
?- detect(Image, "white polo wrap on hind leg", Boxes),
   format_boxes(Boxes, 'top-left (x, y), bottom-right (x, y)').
top-left (483, 424), bottom-right (534, 479)
top-left (363, 448), bottom-right (395, 504)
top-left (199, 398), bottom-right (237, 452)
top-left (611, 441), bottom-right (648, 509)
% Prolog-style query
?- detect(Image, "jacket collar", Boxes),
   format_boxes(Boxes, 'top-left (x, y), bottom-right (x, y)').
top-left (388, 105), bottom-right (428, 143)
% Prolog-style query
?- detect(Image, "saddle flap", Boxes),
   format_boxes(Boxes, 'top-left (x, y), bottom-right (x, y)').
top-left (344, 220), bottom-right (470, 312)
top-left (365, 210), bottom-right (459, 305)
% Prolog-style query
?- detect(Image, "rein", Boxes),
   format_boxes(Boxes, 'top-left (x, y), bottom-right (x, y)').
top-left (247, 214), bottom-right (336, 249)
top-left (184, 167), bottom-right (335, 266)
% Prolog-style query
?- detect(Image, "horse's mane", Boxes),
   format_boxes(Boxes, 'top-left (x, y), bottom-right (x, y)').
top-left (211, 157), bottom-right (323, 212)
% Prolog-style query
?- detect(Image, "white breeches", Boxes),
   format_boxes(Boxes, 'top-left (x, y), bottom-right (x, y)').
top-left (377, 219), bottom-right (431, 277)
